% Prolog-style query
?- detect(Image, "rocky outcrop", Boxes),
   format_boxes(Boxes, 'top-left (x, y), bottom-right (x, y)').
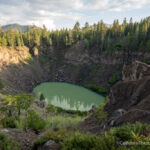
top-left (122, 61), bottom-right (150, 81)
top-left (0, 47), bottom-right (50, 94)
top-left (0, 46), bottom-right (30, 69)
top-left (80, 61), bottom-right (150, 135)
top-left (104, 61), bottom-right (150, 127)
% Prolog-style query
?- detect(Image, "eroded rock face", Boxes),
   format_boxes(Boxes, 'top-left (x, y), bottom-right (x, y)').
top-left (0, 47), bottom-right (30, 69)
top-left (80, 61), bottom-right (150, 134)
top-left (104, 61), bottom-right (150, 126)
top-left (122, 61), bottom-right (150, 81)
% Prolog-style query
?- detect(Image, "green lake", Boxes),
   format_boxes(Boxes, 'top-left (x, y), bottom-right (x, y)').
top-left (33, 82), bottom-right (105, 111)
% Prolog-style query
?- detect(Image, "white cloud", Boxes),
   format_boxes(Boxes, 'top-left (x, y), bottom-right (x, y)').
top-left (85, 0), bottom-right (150, 11)
top-left (0, 0), bottom-right (149, 29)
top-left (37, 10), bottom-right (81, 20)
top-left (27, 19), bottom-right (56, 30)
top-left (0, 0), bottom-right (84, 29)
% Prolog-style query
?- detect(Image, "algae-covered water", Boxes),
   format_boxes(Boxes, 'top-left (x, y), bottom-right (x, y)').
top-left (33, 82), bottom-right (105, 111)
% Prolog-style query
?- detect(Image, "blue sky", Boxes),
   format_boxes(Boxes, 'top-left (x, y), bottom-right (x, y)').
top-left (0, 0), bottom-right (150, 30)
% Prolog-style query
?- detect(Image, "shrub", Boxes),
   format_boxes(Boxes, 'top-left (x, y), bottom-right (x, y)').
top-left (62, 132), bottom-right (103, 150)
top-left (62, 131), bottom-right (116, 150)
top-left (112, 43), bottom-right (123, 51)
top-left (108, 74), bottom-right (118, 84)
top-left (0, 95), bottom-right (16, 117)
top-left (33, 130), bottom-right (116, 150)
top-left (14, 120), bottom-right (24, 130)
top-left (32, 130), bottom-right (67, 150)
top-left (46, 104), bottom-right (59, 114)
top-left (32, 122), bottom-right (150, 150)
top-left (0, 131), bottom-right (19, 150)
top-left (63, 122), bottom-right (150, 150)
top-left (112, 122), bottom-right (150, 142)
top-left (85, 84), bottom-right (109, 95)
top-left (1, 116), bottom-right (18, 128)
top-left (0, 78), bottom-right (4, 90)
top-left (97, 85), bottom-right (109, 94)
top-left (94, 97), bottom-right (108, 123)
top-left (25, 110), bottom-right (46, 132)
top-left (108, 71), bottom-right (121, 85)
top-left (14, 94), bottom-right (35, 116)
top-left (40, 93), bottom-right (45, 101)
top-left (0, 94), bottom-right (35, 117)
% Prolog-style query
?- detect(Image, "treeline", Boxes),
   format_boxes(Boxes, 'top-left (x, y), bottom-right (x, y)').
top-left (0, 16), bottom-right (150, 51)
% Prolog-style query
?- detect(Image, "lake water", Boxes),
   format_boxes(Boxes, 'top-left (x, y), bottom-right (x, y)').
top-left (33, 82), bottom-right (105, 111)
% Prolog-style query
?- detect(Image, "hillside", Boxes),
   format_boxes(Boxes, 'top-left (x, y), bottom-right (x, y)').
top-left (2, 24), bottom-right (32, 32)
top-left (80, 61), bottom-right (150, 135)
top-left (0, 45), bottom-right (150, 95)
top-left (0, 57), bottom-right (150, 150)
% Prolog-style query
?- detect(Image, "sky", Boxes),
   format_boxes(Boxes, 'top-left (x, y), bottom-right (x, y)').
top-left (0, 0), bottom-right (150, 30)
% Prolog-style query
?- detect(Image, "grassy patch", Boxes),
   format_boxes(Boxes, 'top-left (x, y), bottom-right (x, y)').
top-left (24, 110), bottom-right (46, 132)
top-left (33, 122), bottom-right (150, 150)
top-left (45, 115), bottom-right (85, 130)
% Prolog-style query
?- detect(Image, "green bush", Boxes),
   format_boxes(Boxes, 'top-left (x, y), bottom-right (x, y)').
top-left (94, 97), bottom-right (108, 123)
top-left (1, 116), bottom-right (18, 128)
top-left (0, 78), bottom-right (4, 90)
top-left (112, 122), bottom-right (150, 142)
top-left (14, 118), bottom-right (24, 130)
top-left (46, 104), bottom-right (59, 114)
top-left (32, 130), bottom-right (67, 150)
top-left (108, 71), bottom-right (121, 85)
top-left (25, 110), bottom-right (46, 132)
top-left (40, 93), bottom-right (45, 101)
top-left (33, 130), bottom-right (116, 150)
top-left (62, 122), bottom-right (150, 150)
top-left (0, 94), bottom-right (35, 117)
top-left (108, 75), bottom-right (118, 84)
top-left (112, 43), bottom-right (123, 51)
top-left (0, 132), bottom-right (19, 150)
top-left (85, 84), bottom-right (109, 95)
top-left (14, 94), bottom-right (35, 116)
top-left (33, 122), bottom-right (150, 150)
top-left (0, 95), bottom-right (16, 117)
top-left (62, 132), bottom-right (103, 150)
top-left (97, 85), bottom-right (109, 94)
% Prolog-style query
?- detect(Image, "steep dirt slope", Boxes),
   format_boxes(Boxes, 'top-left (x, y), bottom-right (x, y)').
top-left (0, 47), bottom-right (49, 94)
top-left (105, 61), bottom-right (150, 126)
top-left (80, 61), bottom-right (150, 135)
